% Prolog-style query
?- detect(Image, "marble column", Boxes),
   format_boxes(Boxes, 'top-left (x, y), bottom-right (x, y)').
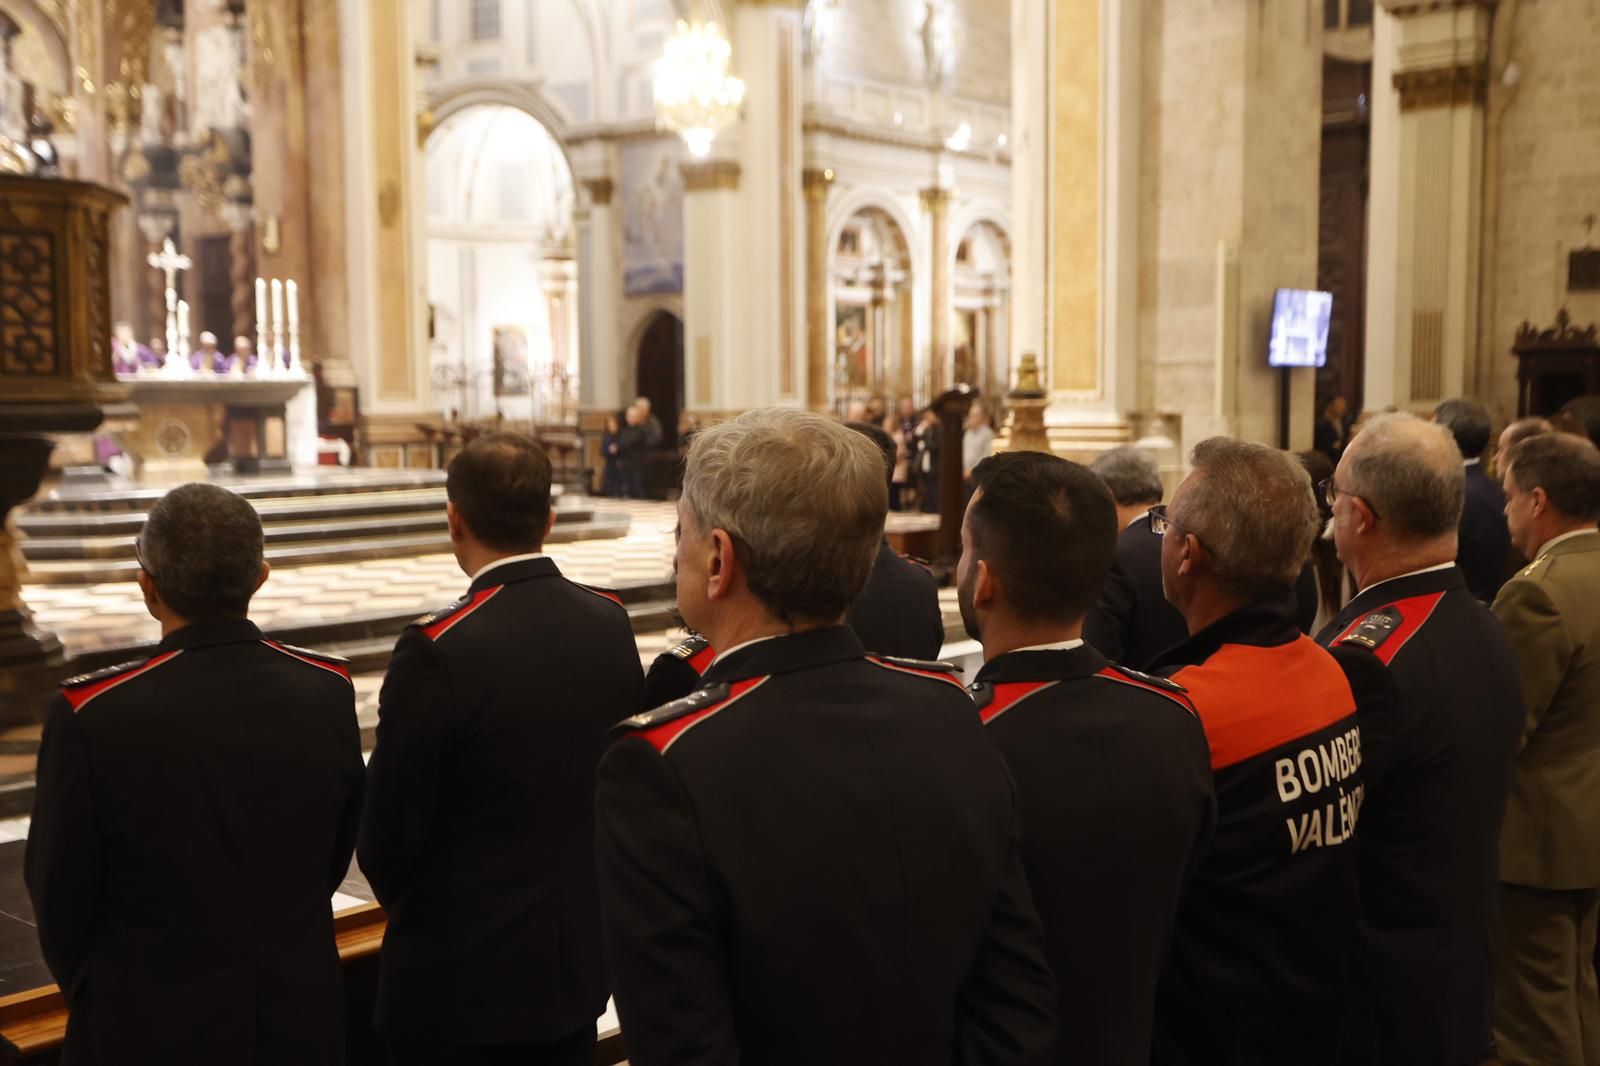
top-left (540, 256), bottom-right (580, 422)
top-left (803, 166), bottom-right (833, 411)
top-left (580, 177), bottom-right (622, 411)
top-left (921, 185), bottom-right (954, 395)
top-left (681, 159), bottom-right (742, 412)
top-left (1364, 2), bottom-right (1490, 411)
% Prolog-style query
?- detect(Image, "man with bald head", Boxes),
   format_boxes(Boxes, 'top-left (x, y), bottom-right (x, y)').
top-left (1317, 412), bottom-right (1524, 1066)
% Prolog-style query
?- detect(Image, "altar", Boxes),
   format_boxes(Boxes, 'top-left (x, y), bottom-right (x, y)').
top-left (116, 375), bottom-right (316, 476)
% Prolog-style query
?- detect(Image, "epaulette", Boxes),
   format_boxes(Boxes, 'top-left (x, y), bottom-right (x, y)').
top-left (61, 657), bottom-right (154, 690)
top-left (875, 655), bottom-right (961, 675)
top-left (1105, 663), bottom-right (1187, 695)
top-left (1337, 607), bottom-right (1402, 652)
top-left (969, 681), bottom-right (995, 712)
top-left (1095, 665), bottom-right (1196, 715)
top-left (412, 586), bottom-right (503, 640)
top-left (1516, 554), bottom-right (1554, 580)
top-left (613, 682), bottom-right (733, 734)
top-left (60, 650), bottom-right (183, 712)
top-left (261, 640), bottom-right (353, 682)
top-left (667, 635), bottom-right (712, 662)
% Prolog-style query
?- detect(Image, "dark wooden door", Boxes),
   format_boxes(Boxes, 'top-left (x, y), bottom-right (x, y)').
top-left (636, 311), bottom-right (684, 450)
top-left (1317, 59), bottom-right (1371, 413)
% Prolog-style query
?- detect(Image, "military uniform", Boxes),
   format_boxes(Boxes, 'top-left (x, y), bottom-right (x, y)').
top-left (1151, 594), bottom-right (1363, 1065)
top-left (358, 555), bottom-right (643, 1063)
top-left (597, 625), bottom-right (1057, 1066)
top-left (972, 643), bottom-right (1214, 1065)
top-left (24, 619), bottom-right (364, 1066)
top-left (1319, 564), bottom-right (1522, 1066)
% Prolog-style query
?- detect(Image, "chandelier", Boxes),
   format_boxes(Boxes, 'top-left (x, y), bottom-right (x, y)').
top-left (653, 20), bottom-right (745, 158)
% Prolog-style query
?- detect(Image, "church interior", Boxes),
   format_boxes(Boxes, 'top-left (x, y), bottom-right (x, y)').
top-left (2, 0), bottom-right (1599, 1060)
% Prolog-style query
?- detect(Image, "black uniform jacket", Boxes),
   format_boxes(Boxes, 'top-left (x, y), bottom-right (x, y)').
top-left (639, 542), bottom-right (946, 710)
top-left (971, 645), bottom-right (1215, 1066)
top-left (1150, 594), bottom-right (1363, 1066)
top-left (358, 556), bottom-right (643, 1044)
top-left (597, 626), bottom-right (1057, 1066)
top-left (24, 619), bottom-right (364, 1066)
top-left (1459, 462), bottom-right (1512, 602)
top-left (1317, 565), bottom-right (1522, 1066)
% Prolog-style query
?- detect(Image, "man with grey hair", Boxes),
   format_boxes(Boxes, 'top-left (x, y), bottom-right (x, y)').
top-left (1435, 397), bottom-right (1512, 601)
top-left (1149, 437), bottom-right (1363, 1065)
top-left (1084, 446), bottom-right (1189, 668)
top-left (1317, 412), bottom-right (1523, 1065)
top-left (596, 408), bottom-right (1056, 1065)
top-left (26, 483), bottom-right (364, 1064)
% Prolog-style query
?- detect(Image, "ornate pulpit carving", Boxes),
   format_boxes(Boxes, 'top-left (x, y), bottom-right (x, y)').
top-left (1512, 310), bottom-right (1600, 418)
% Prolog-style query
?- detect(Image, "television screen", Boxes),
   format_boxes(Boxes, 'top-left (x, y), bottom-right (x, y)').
top-left (1267, 288), bottom-right (1333, 369)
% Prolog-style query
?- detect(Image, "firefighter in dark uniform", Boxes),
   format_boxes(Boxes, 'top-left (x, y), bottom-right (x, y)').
top-left (958, 451), bottom-right (1215, 1065)
top-left (1148, 439), bottom-right (1363, 1066)
top-left (359, 434), bottom-right (643, 1066)
top-left (25, 484), bottom-right (364, 1066)
top-left (640, 421), bottom-right (945, 710)
top-left (597, 409), bottom-right (1056, 1066)
top-left (1316, 413), bottom-right (1522, 1066)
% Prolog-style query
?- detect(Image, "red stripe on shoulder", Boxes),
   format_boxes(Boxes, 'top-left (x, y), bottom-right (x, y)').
top-left (1329, 591), bottom-right (1446, 666)
top-left (866, 657), bottom-right (966, 690)
top-left (575, 583), bottom-right (626, 609)
top-left (687, 645), bottom-right (716, 674)
top-left (1094, 667), bottom-right (1197, 714)
top-left (421, 586), bottom-right (502, 641)
top-left (638, 676), bottom-right (769, 753)
top-left (979, 680), bottom-right (1058, 725)
top-left (62, 651), bottom-right (183, 712)
top-left (262, 641), bottom-right (353, 685)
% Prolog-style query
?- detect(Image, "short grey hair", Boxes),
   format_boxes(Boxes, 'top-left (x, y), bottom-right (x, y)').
top-left (1344, 412), bottom-right (1464, 540)
top-left (1090, 446), bottom-right (1163, 506)
top-left (682, 408), bottom-right (887, 624)
top-left (1173, 438), bottom-right (1320, 600)
top-left (137, 483), bottom-right (264, 621)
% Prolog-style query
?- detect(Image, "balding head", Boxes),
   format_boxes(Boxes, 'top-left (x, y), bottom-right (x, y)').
top-left (1333, 412), bottom-right (1464, 586)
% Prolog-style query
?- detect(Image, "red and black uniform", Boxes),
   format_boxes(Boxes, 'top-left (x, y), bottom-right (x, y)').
top-left (1318, 565), bottom-right (1522, 1066)
top-left (598, 626), bottom-right (1057, 1066)
top-left (972, 644), bottom-right (1214, 1065)
top-left (1150, 594), bottom-right (1363, 1066)
top-left (358, 556), bottom-right (643, 1063)
top-left (25, 619), bottom-right (364, 1065)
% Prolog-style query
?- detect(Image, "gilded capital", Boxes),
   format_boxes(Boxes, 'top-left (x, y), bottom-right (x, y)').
top-left (584, 177), bottom-right (615, 206)
top-left (919, 185), bottom-right (957, 213)
top-left (681, 160), bottom-right (742, 192)
top-left (1393, 63), bottom-right (1487, 112)
top-left (802, 167), bottom-right (834, 200)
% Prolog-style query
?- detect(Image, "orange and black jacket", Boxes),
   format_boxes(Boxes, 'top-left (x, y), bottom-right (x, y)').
top-left (1150, 593), bottom-right (1363, 1066)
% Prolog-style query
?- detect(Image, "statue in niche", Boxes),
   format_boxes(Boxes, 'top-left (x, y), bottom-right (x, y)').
top-left (919, 0), bottom-right (957, 87)
top-left (192, 23), bottom-right (248, 133)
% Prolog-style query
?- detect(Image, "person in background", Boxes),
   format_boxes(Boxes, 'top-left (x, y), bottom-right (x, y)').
top-left (916, 407), bottom-right (942, 514)
top-left (1297, 449), bottom-right (1347, 630)
top-left (617, 403), bottom-right (648, 499)
top-left (191, 331), bottom-right (228, 374)
top-left (233, 335), bottom-right (258, 372)
top-left (1559, 396), bottom-right (1600, 450)
top-left (1150, 438), bottom-right (1362, 1066)
top-left (1315, 394), bottom-right (1350, 463)
top-left (846, 399), bottom-right (869, 422)
top-left (26, 484), bottom-right (364, 1065)
top-left (963, 402), bottom-right (996, 490)
top-left (884, 412), bottom-right (912, 512)
top-left (1491, 432), bottom-right (1600, 1066)
top-left (961, 450), bottom-right (1213, 1065)
top-left (634, 395), bottom-right (664, 451)
top-left (1083, 446), bottom-right (1188, 669)
top-left (1496, 417), bottom-right (1553, 478)
top-left (1435, 398), bottom-right (1512, 601)
top-left (865, 394), bottom-right (887, 424)
top-left (1317, 412), bottom-right (1523, 1066)
top-left (600, 413), bottom-right (624, 498)
top-left (597, 409), bottom-right (1056, 1065)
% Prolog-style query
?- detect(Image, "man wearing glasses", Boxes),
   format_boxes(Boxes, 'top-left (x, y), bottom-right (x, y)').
top-left (1317, 412), bottom-right (1523, 1066)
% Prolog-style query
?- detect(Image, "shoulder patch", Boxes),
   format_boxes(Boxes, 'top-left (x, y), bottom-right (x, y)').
top-left (574, 582), bottom-right (626, 609)
top-left (666, 635), bottom-right (716, 675)
top-left (60, 651), bottom-right (183, 712)
top-left (1328, 592), bottom-right (1445, 666)
top-left (1337, 609), bottom-right (1401, 651)
top-left (413, 585), bottom-right (503, 641)
top-left (1095, 665), bottom-right (1197, 715)
top-left (976, 679), bottom-right (1060, 725)
top-left (262, 640), bottom-right (353, 685)
top-left (867, 655), bottom-right (966, 689)
top-left (613, 675), bottom-right (769, 753)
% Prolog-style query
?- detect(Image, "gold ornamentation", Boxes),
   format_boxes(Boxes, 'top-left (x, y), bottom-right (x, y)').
top-left (0, 233), bottom-right (59, 376)
top-left (679, 160), bottom-right (740, 192)
top-left (801, 167), bottom-right (833, 200)
top-left (1393, 63), bottom-right (1487, 112)
top-left (378, 181), bottom-right (401, 227)
top-left (583, 177), bottom-right (615, 205)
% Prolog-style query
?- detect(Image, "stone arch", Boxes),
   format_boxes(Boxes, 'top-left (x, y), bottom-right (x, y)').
top-left (620, 294), bottom-right (685, 401)
top-left (424, 79), bottom-right (578, 176)
top-left (825, 186), bottom-right (924, 272)
top-left (0, 0), bottom-right (72, 96)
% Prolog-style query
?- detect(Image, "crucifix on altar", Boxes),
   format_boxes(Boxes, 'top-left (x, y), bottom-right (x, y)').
top-left (146, 237), bottom-right (192, 371)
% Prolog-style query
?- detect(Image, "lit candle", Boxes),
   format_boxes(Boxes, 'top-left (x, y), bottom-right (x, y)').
top-left (176, 300), bottom-right (191, 368)
top-left (286, 279), bottom-right (298, 331)
top-left (270, 278), bottom-right (285, 367)
top-left (255, 277), bottom-right (269, 376)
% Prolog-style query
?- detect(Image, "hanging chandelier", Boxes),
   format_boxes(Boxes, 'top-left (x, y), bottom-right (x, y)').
top-left (653, 20), bottom-right (745, 159)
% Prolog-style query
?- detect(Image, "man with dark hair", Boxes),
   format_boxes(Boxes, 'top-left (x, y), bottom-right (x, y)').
top-left (1083, 446), bottom-right (1188, 667)
top-left (1317, 413), bottom-right (1523, 1066)
top-left (1435, 397), bottom-right (1512, 600)
top-left (1149, 438), bottom-right (1363, 1066)
top-left (1560, 395), bottom-right (1600, 449)
top-left (1491, 433), bottom-right (1600, 1065)
top-left (597, 409), bottom-right (1056, 1066)
top-left (640, 420), bottom-right (944, 709)
top-left (360, 432), bottom-right (642, 1065)
top-left (26, 483), bottom-right (364, 1064)
top-left (1496, 417), bottom-right (1553, 476)
top-left (960, 451), bottom-right (1214, 1065)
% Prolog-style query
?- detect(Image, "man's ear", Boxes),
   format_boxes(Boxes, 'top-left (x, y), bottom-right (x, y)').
top-left (1179, 531), bottom-right (1203, 576)
top-left (1530, 486), bottom-right (1549, 520)
top-left (1351, 496), bottom-right (1379, 536)
top-left (446, 500), bottom-right (464, 542)
top-left (254, 560), bottom-right (271, 594)
top-left (706, 527), bottom-right (737, 602)
top-left (543, 508), bottom-right (557, 542)
top-left (136, 568), bottom-right (161, 619)
top-left (975, 558), bottom-right (997, 611)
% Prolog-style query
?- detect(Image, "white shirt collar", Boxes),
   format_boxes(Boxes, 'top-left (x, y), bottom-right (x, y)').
top-left (1358, 561), bottom-right (1456, 596)
top-left (1011, 639), bottom-right (1086, 653)
top-left (1464, 457), bottom-right (1482, 467)
top-left (470, 551), bottom-right (546, 583)
top-left (709, 633), bottom-right (784, 668)
top-left (1125, 510), bottom-right (1150, 530)
top-left (1536, 528), bottom-right (1600, 559)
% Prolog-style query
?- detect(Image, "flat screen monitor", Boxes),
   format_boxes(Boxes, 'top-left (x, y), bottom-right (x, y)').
top-left (1267, 288), bottom-right (1333, 369)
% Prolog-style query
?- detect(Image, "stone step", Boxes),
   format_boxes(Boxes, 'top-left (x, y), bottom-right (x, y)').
top-left (17, 486), bottom-right (453, 536)
top-left (24, 469), bottom-right (454, 514)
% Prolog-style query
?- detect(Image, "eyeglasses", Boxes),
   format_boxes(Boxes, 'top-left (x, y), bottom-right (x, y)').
top-left (1316, 478), bottom-right (1382, 520)
top-left (133, 533), bottom-right (153, 576)
top-left (1147, 504), bottom-right (1180, 537)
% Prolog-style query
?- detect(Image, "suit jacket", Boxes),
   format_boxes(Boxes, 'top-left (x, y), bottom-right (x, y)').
top-left (1459, 463), bottom-right (1512, 602)
top-left (358, 556), bottom-right (643, 1044)
top-left (1319, 565), bottom-right (1522, 1065)
top-left (1493, 531), bottom-right (1600, 890)
top-left (848, 541), bottom-right (945, 660)
top-left (597, 627), bottom-right (1057, 1066)
top-left (24, 620), bottom-right (364, 1066)
top-left (972, 646), bottom-right (1214, 1066)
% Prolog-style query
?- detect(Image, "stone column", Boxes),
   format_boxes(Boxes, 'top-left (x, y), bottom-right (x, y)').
top-left (539, 256), bottom-right (579, 422)
top-left (681, 159), bottom-right (742, 412)
top-left (803, 166), bottom-right (833, 411)
top-left (580, 177), bottom-right (621, 411)
top-left (921, 185), bottom-right (955, 395)
top-left (225, 214), bottom-right (255, 344)
top-left (1364, 2), bottom-right (1490, 411)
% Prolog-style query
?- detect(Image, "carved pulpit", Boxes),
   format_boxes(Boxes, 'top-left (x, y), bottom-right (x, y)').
top-left (1513, 310), bottom-right (1600, 417)
top-left (0, 176), bottom-right (128, 721)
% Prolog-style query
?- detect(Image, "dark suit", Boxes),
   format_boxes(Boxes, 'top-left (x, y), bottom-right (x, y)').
top-left (359, 556), bottom-right (642, 1058)
top-left (598, 626), bottom-right (1057, 1066)
top-left (1459, 462), bottom-right (1512, 602)
top-left (848, 541), bottom-right (945, 659)
top-left (973, 645), bottom-right (1214, 1065)
top-left (25, 620), bottom-right (364, 1065)
top-left (1319, 565), bottom-right (1523, 1065)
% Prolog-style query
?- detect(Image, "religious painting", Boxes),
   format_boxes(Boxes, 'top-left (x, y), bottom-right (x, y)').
top-left (622, 138), bottom-right (685, 296)
top-left (492, 326), bottom-right (531, 397)
top-left (835, 303), bottom-right (870, 389)
top-left (838, 225), bottom-right (861, 259)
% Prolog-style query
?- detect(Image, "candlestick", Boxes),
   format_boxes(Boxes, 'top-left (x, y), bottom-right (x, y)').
top-left (176, 299), bottom-right (191, 372)
top-left (165, 285), bottom-right (178, 372)
top-left (254, 277), bottom-right (268, 375)
top-left (270, 279), bottom-right (285, 371)
top-left (285, 279), bottom-right (301, 376)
